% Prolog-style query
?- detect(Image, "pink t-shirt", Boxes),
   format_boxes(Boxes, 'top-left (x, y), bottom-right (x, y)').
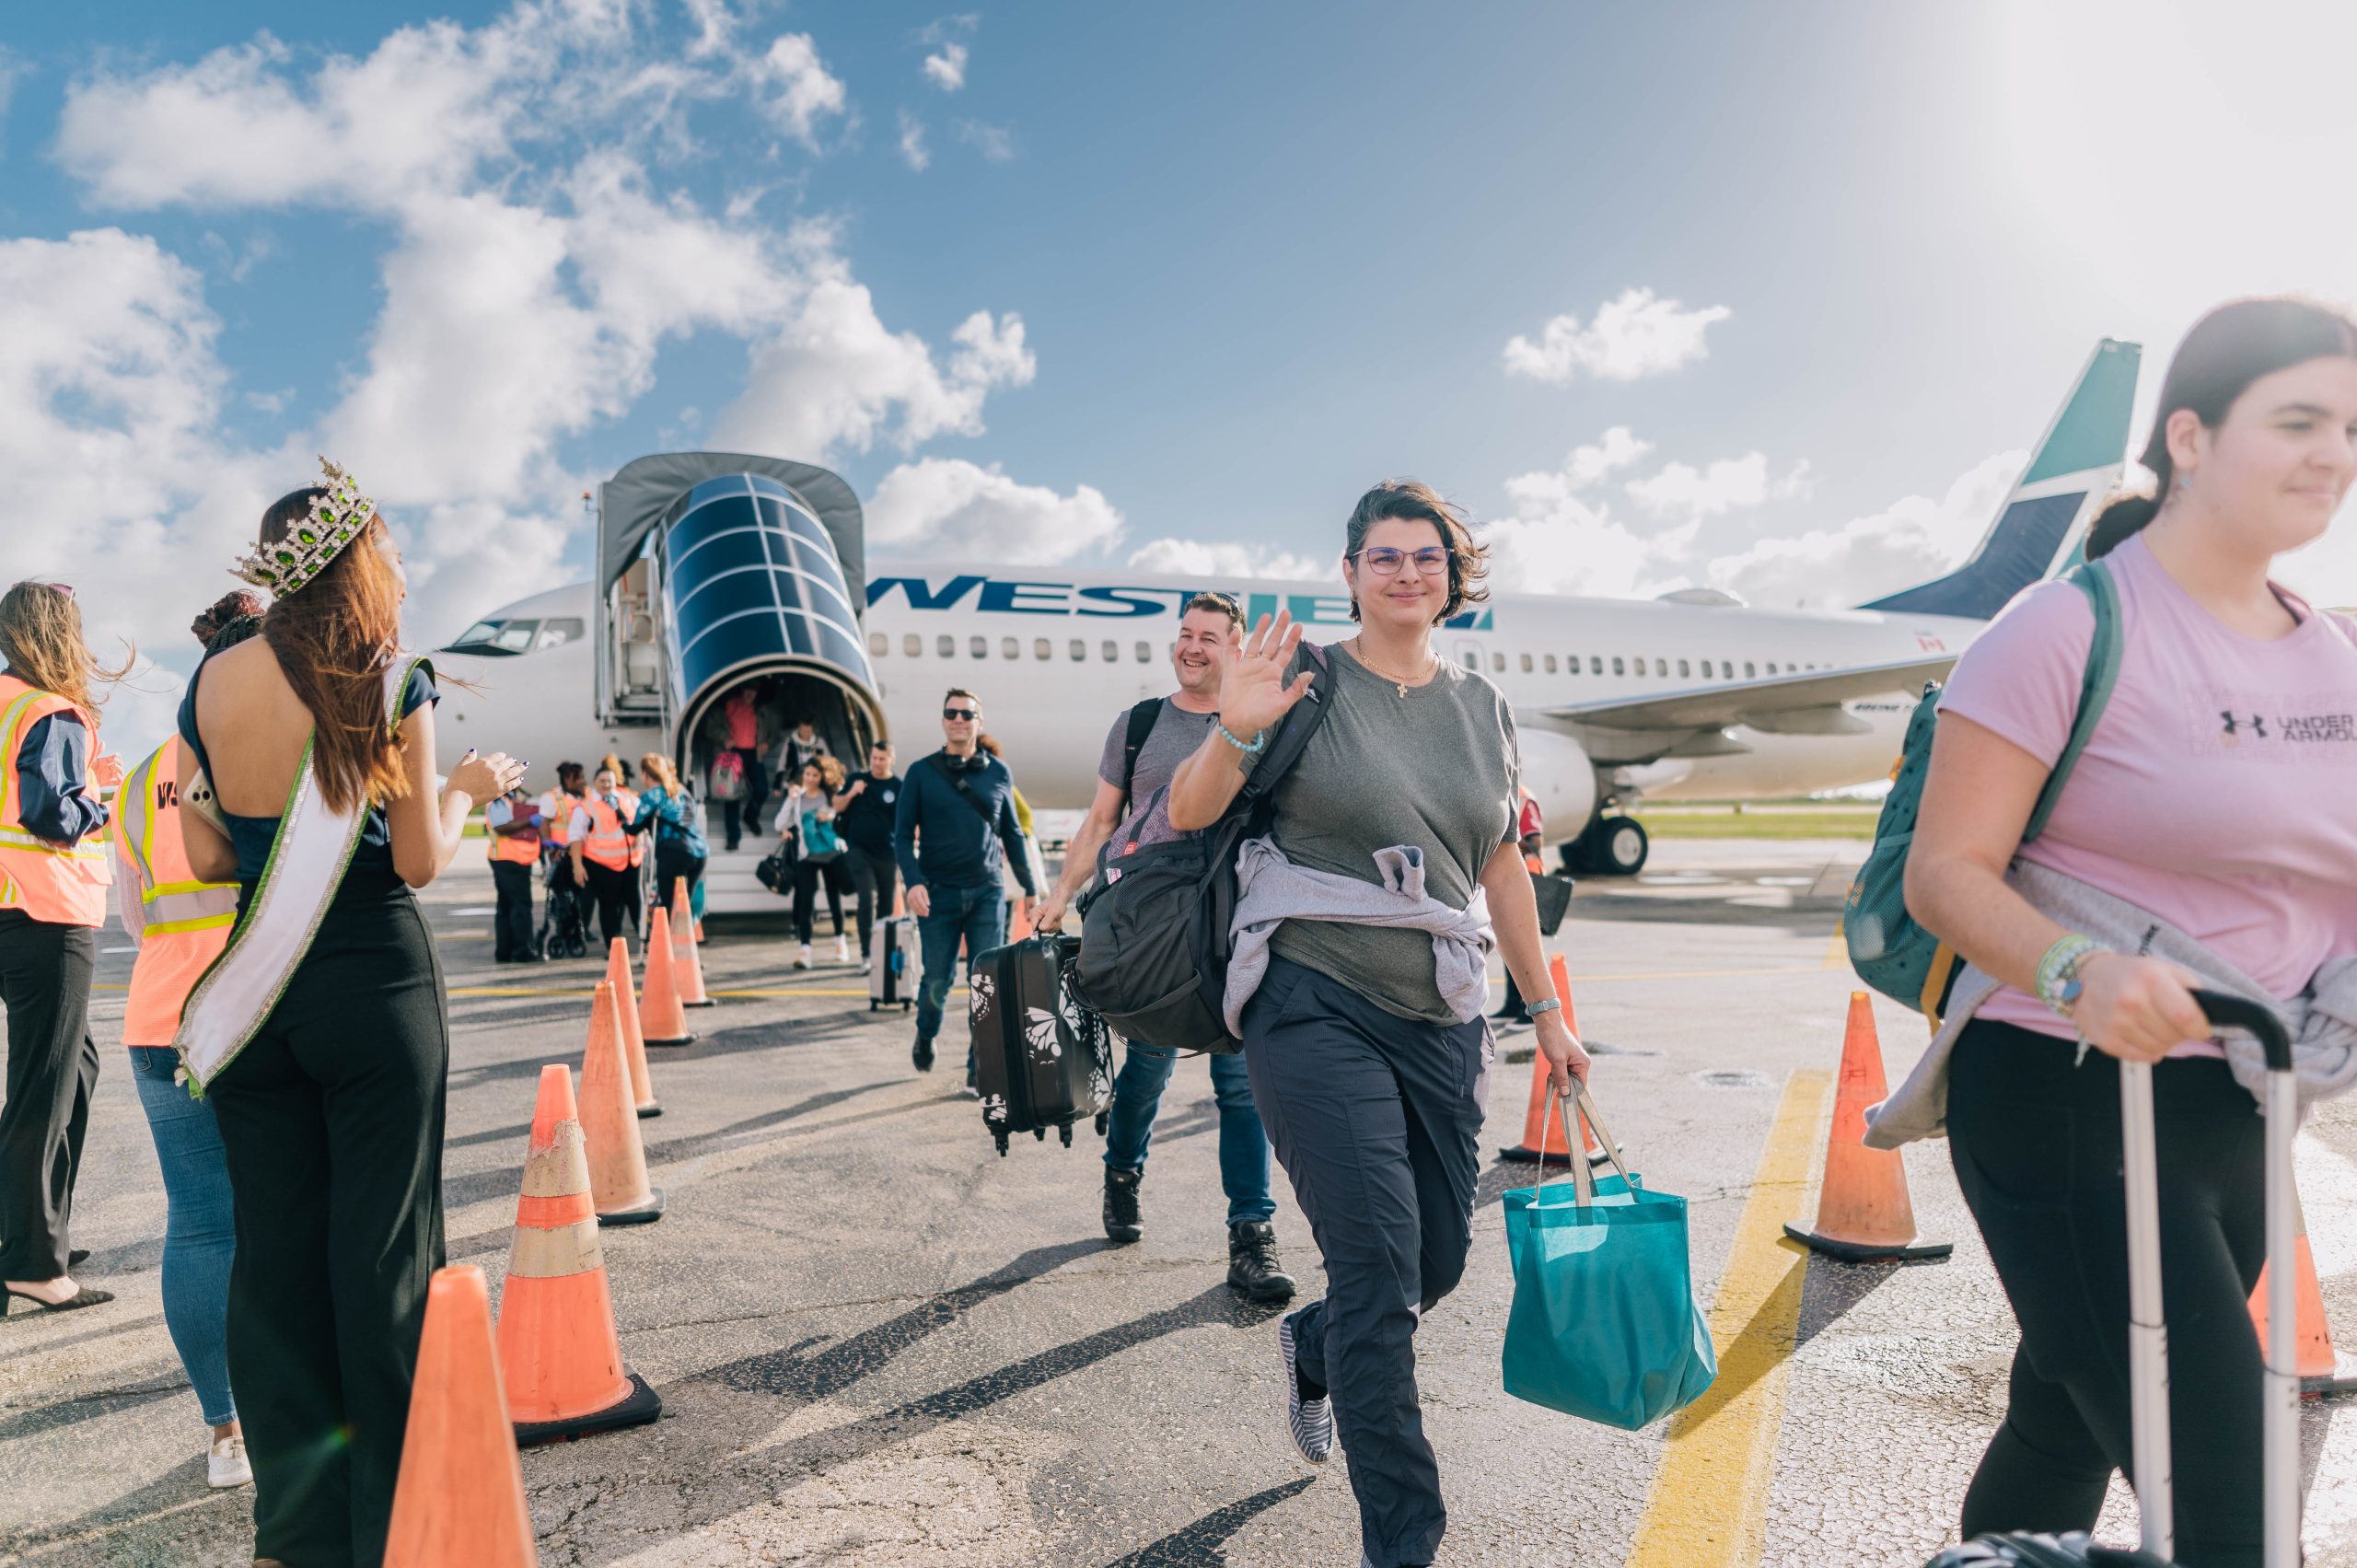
top-left (725, 692), bottom-right (759, 749)
top-left (1936, 531), bottom-right (2357, 1048)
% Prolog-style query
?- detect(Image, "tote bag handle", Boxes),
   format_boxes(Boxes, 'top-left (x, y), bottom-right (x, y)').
top-left (1529, 1082), bottom-right (1636, 1208)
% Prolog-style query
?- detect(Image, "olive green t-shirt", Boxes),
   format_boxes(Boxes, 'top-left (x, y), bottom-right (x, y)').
top-left (1260, 642), bottom-right (1521, 1022)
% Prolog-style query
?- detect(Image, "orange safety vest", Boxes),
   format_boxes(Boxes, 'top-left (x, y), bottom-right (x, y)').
top-left (115, 742), bottom-right (239, 1046)
top-left (616, 785), bottom-right (644, 867)
top-left (0, 675), bottom-right (111, 928)
top-left (579, 794), bottom-right (632, 871)
top-left (539, 790), bottom-right (574, 849)
top-left (488, 795), bottom-right (540, 865)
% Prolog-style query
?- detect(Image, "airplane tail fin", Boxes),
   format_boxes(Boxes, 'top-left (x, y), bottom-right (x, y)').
top-left (1859, 338), bottom-right (2140, 620)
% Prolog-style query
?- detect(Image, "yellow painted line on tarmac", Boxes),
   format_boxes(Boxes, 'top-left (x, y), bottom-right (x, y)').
top-left (1823, 920), bottom-right (1849, 969)
top-left (1626, 1065), bottom-right (1831, 1568)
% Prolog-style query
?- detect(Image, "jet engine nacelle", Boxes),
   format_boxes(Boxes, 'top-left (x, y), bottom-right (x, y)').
top-left (1515, 727), bottom-right (1598, 844)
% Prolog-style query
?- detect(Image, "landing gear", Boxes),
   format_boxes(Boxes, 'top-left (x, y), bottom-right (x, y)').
top-left (1563, 814), bottom-right (1649, 877)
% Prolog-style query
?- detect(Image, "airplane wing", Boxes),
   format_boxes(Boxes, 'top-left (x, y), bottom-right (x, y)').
top-left (1523, 655), bottom-right (1955, 764)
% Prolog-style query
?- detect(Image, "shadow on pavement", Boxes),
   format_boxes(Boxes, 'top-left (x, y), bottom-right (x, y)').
top-left (1100, 1475), bottom-right (1317, 1566)
top-left (2, 1456), bottom-right (240, 1562)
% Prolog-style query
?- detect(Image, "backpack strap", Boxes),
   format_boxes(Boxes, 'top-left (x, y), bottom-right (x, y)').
top-left (2023, 559), bottom-right (2122, 843)
top-left (1119, 698), bottom-right (1163, 802)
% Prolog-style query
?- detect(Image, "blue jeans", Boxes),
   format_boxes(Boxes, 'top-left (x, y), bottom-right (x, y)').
top-left (913, 881), bottom-right (1006, 1076)
top-left (1103, 1045), bottom-right (1276, 1225)
top-left (130, 1047), bottom-right (238, 1427)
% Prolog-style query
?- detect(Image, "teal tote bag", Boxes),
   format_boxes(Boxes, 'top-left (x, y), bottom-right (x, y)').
top-left (1502, 1086), bottom-right (1717, 1429)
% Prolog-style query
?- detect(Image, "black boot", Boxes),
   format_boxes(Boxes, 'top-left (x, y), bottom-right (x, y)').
top-left (1227, 1221), bottom-right (1295, 1302)
top-left (911, 1035), bottom-right (935, 1073)
top-left (1102, 1167), bottom-right (1143, 1243)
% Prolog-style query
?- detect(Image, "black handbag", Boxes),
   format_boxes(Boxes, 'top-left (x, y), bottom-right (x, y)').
top-left (755, 838), bottom-right (795, 893)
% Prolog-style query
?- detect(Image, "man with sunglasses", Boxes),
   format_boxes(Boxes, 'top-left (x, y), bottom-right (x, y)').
top-left (892, 688), bottom-right (1038, 1087)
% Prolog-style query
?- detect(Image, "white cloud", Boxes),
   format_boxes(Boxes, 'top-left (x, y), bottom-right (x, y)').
top-left (681, 0), bottom-right (737, 57)
top-left (898, 109), bottom-right (931, 171)
top-left (1485, 433), bottom-right (1699, 598)
top-left (1703, 450), bottom-right (2026, 610)
top-left (923, 41), bottom-right (969, 91)
top-left (955, 119), bottom-right (1014, 162)
top-left (1125, 540), bottom-right (1329, 582)
top-left (867, 459), bottom-right (1121, 564)
top-left (1502, 286), bottom-right (1732, 385)
top-left (750, 33), bottom-right (847, 146)
top-left (1624, 451), bottom-right (1812, 517)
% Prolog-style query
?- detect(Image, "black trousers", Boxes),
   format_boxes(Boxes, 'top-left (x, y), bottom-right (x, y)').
top-left (654, 840), bottom-right (705, 922)
top-left (735, 748), bottom-right (769, 832)
top-left (792, 857), bottom-right (848, 944)
top-left (207, 881), bottom-right (448, 1568)
top-left (720, 797), bottom-right (747, 852)
top-left (584, 859), bottom-right (636, 949)
top-left (1947, 1019), bottom-right (2265, 1567)
top-left (845, 843), bottom-right (898, 957)
top-left (489, 860), bottom-right (536, 959)
top-left (1241, 956), bottom-right (1489, 1568)
top-left (0, 912), bottom-right (99, 1281)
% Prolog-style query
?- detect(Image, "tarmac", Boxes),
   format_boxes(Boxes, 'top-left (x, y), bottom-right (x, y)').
top-left (4, 838), bottom-right (2356, 1566)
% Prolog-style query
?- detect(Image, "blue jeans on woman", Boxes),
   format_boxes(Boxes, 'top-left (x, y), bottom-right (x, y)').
top-left (129, 1047), bottom-right (238, 1426)
top-left (1102, 1045), bottom-right (1276, 1225)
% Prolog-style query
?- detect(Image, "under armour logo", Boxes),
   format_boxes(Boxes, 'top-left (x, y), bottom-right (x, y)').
top-left (2221, 712), bottom-right (2268, 739)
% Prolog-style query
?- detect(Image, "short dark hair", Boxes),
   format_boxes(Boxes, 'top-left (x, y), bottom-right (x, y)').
top-left (869, 738), bottom-right (893, 753)
top-left (1182, 591), bottom-right (1243, 631)
top-left (556, 761), bottom-right (585, 784)
top-left (944, 687), bottom-right (979, 707)
top-left (1342, 479), bottom-right (1490, 624)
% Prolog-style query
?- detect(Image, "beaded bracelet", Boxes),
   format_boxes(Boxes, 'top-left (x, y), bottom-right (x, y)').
top-left (2035, 934), bottom-right (2104, 1018)
top-left (1215, 723), bottom-right (1268, 756)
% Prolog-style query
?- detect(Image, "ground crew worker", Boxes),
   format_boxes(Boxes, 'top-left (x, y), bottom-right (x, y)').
top-left (0, 580), bottom-right (123, 1317)
top-left (485, 782), bottom-right (541, 961)
top-left (570, 764), bottom-right (639, 949)
top-left (598, 749), bottom-right (645, 939)
top-left (109, 591), bottom-right (257, 1486)
top-left (1036, 591), bottom-right (1295, 1302)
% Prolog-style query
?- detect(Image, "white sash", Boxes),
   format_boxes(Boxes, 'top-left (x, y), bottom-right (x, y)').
top-left (177, 656), bottom-right (428, 1092)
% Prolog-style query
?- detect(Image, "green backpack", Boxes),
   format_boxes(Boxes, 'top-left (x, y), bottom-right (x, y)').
top-left (1845, 561), bottom-right (2122, 1021)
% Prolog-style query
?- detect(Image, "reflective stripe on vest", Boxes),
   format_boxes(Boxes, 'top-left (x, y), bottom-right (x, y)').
top-left (617, 786), bottom-right (644, 866)
top-left (117, 742), bottom-right (238, 1046)
top-left (489, 798), bottom-right (540, 865)
top-left (539, 791), bottom-right (572, 848)
top-left (0, 677), bottom-right (110, 926)
top-left (581, 796), bottom-right (631, 870)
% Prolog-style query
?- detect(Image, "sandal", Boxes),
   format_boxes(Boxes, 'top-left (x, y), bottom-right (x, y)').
top-left (5, 1284), bottom-right (113, 1315)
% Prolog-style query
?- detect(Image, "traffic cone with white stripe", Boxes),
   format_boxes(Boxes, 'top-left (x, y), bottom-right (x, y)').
top-left (668, 881), bottom-right (713, 1007)
top-left (581, 981), bottom-right (664, 1225)
top-left (604, 939), bottom-right (660, 1118)
top-left (494, 1064), bottom-right (662, 1446)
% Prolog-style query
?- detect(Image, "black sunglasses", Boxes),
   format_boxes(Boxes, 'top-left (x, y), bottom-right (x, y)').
top-left (943, 707), bottom-right (980, 720)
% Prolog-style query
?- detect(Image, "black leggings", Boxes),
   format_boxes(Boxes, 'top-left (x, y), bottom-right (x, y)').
top-left (585, 859), bottom-right (637, 948)
top-left (1946, 1019), bottom-right (2265, 1567)
top-left (793, 858), bottom-right (847, 944)
top-left (0, 912), bottom-right (99, 1281)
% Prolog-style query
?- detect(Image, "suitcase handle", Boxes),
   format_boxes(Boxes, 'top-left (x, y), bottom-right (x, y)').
top-left (2186, 987), bottom-right (2293, 1073)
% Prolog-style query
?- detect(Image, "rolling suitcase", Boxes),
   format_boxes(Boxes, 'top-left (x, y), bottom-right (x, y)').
top-left (869, 915), bottom-right (922, 1010)
top-left (1927, 989), bottom-right (2301, 1568)
top-left (969, 934), bottom-right (1112, 1156)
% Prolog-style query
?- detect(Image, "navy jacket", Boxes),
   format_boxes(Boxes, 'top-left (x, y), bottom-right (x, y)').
top-left (5, 669), bottom-right (107, 844)
top-left (892, 750), bottom-right (1036, 896)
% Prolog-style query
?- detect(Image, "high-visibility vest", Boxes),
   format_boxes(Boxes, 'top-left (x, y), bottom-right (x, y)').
top-left (580, 794), bottom-right (632, 871)
top-left (616, 785), bottom-right (644, 867)
top-left (0, 675), bottom-right (111, 928)
top-left (115, 742), bottom-right (239, 1046)
top-left (539, 790), bottom-right (573, 849)
top-left (488, 796), bottom-right (540, 865)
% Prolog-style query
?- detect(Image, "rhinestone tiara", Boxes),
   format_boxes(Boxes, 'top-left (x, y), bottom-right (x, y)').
top-left (230, 457), bottom-right (378, 596)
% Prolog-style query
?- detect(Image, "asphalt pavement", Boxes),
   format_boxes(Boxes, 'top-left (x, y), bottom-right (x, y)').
top-left (4, 840), bottom-right (2355, 1566)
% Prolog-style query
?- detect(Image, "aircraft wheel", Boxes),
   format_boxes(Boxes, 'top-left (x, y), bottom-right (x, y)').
top-left (1595, 816), bottom-right (1649, 876)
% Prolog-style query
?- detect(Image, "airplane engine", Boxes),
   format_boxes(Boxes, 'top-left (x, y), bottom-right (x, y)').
top-left (1515, 727), bottom-right (1597, 844)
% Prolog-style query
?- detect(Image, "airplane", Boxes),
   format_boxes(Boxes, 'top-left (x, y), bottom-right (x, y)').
top-left (429, 340), bottom-right (2136, 908)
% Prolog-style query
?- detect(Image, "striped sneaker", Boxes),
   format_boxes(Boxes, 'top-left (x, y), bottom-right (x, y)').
top-left (1278, 1310), bottom-right (1332, 1464)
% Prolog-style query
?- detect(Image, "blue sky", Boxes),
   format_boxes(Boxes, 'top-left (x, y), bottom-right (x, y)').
top-left (5, 0), bottom-right (2354, 722)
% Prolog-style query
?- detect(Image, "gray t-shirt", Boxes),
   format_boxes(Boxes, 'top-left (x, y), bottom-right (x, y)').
top-left (1097, 698), bottom-right (1219, 842)
top-left (1260, 643), bottom-right (1521, 1022)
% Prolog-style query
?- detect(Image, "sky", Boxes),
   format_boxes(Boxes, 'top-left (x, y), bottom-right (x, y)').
top-left (5, 0), bottom-right (2357, 739)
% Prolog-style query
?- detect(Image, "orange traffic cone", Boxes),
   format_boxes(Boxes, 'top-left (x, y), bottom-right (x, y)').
top-left (383, 1265), bottom-right (537, 1567)
top-left (581, 982), bottom-right (664, 1225)
top-left (604, 939), bottom-right (659, 1119)
top-left (668, 881), bottom-right (714, 1009)
top-left (1784, 992), bottom-right (1952, 1262)
top-left (2248, 1183), bottom-right (2357, 1397)
top-left (1499, 954), bottom-right (1607, 1167)
top-left (494, 1065), bottom-right (662, 1445)
top-left (639, 908), bottom-right (697, 1048)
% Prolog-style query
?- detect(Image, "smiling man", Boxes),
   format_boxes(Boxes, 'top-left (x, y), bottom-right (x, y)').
top-left (1036, 591), bottom-right (1294, 1303)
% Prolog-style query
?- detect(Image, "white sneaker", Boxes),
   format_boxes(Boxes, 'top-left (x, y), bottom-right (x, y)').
top-left (795, 945), bottom-right (812, 970)
top-left (860, 958), bottom-right (875, 976)
top-left (208, 1434), bottom-right (252, 1489)
top-left (834, 935), bottom-right (851, 963)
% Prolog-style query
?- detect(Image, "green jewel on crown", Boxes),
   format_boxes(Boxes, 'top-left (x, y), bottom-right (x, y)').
top-left (230, 456), bottom-right (378, 596)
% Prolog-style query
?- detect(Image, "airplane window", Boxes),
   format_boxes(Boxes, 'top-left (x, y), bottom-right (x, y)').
top-left (1544, 654), bottom-right (1557, 673)
top-left (1678, 659), bottom-right (1689, 678)
top-left (970, 636), bottom-right (989, 659)
top-left (1519, 653), bottom-right (1533, 673)
top-left (1132, 641), bottom-right (1149, 663)
top-left (1655, 658), bottom-right (1667, 678)
top-left (1001, 637), bottom-right (1020, 660)
top-left (1589, 656), bottom-right (1603, 674)
top-left (535, 618), bottom-right (583, 650)
top-left (1034, 638), bottom-right (1051, 661)
top-left (1611, 656), bottom-right (1625, 675)
top-left (937, 635), bottom-right (955, 658)
top-left (1491, 653), bottom-right (1504, 673)
top-left (491, 621), bottom-right (540, 654)
top-left (1460, 650), bottom-right (1478, 669)
top-left (1744, 661), bottom-right (1757, 678)
top-left (453, 619), bottom-right (500, 647)
top-left (1101, 640), bottom-right (1118, 662)
top-left (904, 633), bottom-right (922, 658)
top-left (868, 633), bottom-right (887, 657)
top-left (1765, 662), bottom-right (1778, 675)
top-left (1069, 639), bottom-right (1086, 662)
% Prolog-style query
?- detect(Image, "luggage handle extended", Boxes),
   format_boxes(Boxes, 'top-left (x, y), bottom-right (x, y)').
top-left (2126, 989), bottom-right (2297, 1567)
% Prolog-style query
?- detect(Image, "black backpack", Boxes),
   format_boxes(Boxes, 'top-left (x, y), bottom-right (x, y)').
top-left (1072, 644), bottom-right (1331, 1054)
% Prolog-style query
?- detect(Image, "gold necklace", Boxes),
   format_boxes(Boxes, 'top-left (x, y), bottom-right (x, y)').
top-left (1351, 636), bottom-right (1435, 698)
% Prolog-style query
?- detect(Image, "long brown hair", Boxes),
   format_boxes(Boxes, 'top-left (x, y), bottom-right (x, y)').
top-left (257, 488), bottom-right (410, 814)
top-left (0, 581), bottom-right (133, 715)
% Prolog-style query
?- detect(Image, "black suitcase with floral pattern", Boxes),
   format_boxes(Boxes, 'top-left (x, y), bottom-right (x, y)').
top-left (969, 934), bottom-right (1112, 1156)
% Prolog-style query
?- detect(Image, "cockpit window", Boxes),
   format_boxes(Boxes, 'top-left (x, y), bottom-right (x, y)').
top-left (535, 618), bottom-right (583, 650)
top-left (445, 617), bottom-right (543, 656)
